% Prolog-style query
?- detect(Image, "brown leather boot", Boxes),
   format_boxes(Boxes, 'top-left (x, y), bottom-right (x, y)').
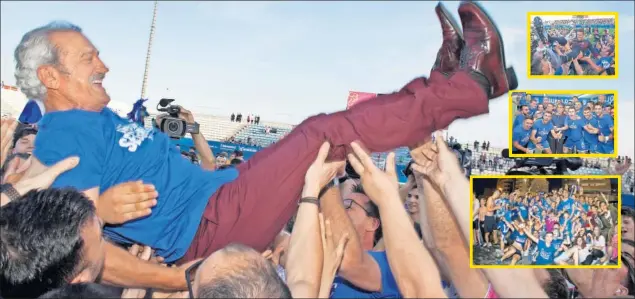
top-left (432, 2), bottom-right (464, 75)
top-left (458, 1), bottom-right (518, 99)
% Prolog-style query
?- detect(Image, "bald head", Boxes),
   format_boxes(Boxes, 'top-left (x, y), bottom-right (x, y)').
top-left (194, 243), bottom-right (291, 298)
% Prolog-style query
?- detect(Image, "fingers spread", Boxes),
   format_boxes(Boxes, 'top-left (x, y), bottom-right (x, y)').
top-left (315, 142), bottom-right (331, 163)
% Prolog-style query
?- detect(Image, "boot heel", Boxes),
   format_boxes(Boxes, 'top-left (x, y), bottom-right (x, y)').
top-left (506, 67), bottom-right (518, 90)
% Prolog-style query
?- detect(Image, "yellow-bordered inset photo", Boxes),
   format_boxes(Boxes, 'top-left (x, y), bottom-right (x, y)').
top-left (527, 12), bottom-right (618, 79)
top-left (469, 175), bottom-right (622, 269)
top-left (508, 90), bottom-right (617, 158)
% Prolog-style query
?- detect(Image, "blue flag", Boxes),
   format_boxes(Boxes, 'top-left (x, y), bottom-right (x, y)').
top-left (18, 99), bottom-right (43, 124)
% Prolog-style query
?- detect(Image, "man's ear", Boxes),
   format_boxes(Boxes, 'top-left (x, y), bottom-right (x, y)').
top-left (36, 65), bottom-right (61, 90)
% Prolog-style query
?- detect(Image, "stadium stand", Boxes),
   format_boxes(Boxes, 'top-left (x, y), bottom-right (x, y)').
top-left (1, 87), bottom-right (633, 192)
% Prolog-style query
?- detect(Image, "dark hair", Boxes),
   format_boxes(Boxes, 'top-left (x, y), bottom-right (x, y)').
top-left (38, 283), bottom-right (121, 298)
top-left (0, 188), bottom-right (96, 298)
top-left (352, 184), bottom-right (383, 246)
top-left (196, 244), bottom-right (291, 298)
top-left (622, 239), bottom-right (635, 295)
top-left (233, 150), bottom-right (243, 157)
top-left (12, 124), bottom-right (37, 148)
top-left (230, 158), bottom-right (243, 165)
top-left (543, 269), bottom-right (570, 299)
top-left (622, 207), bottom-right (635, 223)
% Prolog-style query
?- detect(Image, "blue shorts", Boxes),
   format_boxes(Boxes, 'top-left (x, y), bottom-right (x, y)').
top-left (528, 140), bottom-right (550, 151)
top-left (598, 142), bottom-right (614, 154)
top-left (564, 138), bottom-right (587, 152)
top-left (584, 142), bottom-right (599, 153)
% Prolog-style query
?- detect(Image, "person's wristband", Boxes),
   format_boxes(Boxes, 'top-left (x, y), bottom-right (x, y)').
top-left (0, 183), bottom-right (21, 201)
top-left (299, 197), bottom-right (319, 207)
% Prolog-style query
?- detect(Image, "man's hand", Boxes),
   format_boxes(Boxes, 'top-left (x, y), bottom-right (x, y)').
top-left (13, 156), bottom-right (80, 196)
top-left (177, 106), bottom-right (195, 124)
top-left (346, 141), bottom-right (399, 207)
top-left (1, 118), bottom-right (18, 167)
top-left (121, 244), bottom-right (154, 299)
top-left (303, 142), bottom-right (345, 196)
top-left (98, 181), bottom-right (159, 224)
top-left (409, 132), bottom-right (462, 191)
top-left (318, 213), bottom-right (348, 298)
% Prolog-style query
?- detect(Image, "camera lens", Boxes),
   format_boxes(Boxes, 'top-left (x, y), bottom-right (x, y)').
top-left (168, 121), bottom-right (180, 133)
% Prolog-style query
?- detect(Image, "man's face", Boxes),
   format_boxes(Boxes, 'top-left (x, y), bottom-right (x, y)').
top-left (546, 232), bottom-right (554, 243)
top-left (406, 188), bottom-right (420, 214)
top-left (584, 109), bottom-right (592, 119)
top-left (594, 105), bottom-right (603, 116)
top-left (622, 216), bottom-right (634, 242)
top-left (610, 107), bottom-right (614, 117)
top-left (604, 106), bottom-right (611, 115)
top-left (541, 59), bottom-right (552, 75)
top-left (557, 104), bottom-right (565, 113)
top-left (599, 95), bottom-right (606, 103)
top-left (530, 100), bottom-right (538, 109)
top-left (72, 216), bottom-right (106, 283)
top-left (523, 118), bottom-right (534, 130)
top-left (546, 103), bottom-right (554, 112)
top-left (345, 193), bottom-right (377, 241)
top-left (13, 133), bottom-right (35, 154)
top-left (567, 108), bottom-right (576, 117)
top-left (577, 31), bottom-right (584, 41)
top-left (538, 104), bottom-right (544, 112)
top-left (45, 31), bottom-right (110, 111)
top-left (522, 106), bottom-right (530, 115)
top-left (216, 156), bottom-right (227, 165)
top-left (543, 112), bottom-right (552, 122)
top-left (575, 101), bottom-right (582, 110)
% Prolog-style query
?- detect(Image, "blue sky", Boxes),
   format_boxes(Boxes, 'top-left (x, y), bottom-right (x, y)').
top-left (1, 1), bottom-right (633, 155)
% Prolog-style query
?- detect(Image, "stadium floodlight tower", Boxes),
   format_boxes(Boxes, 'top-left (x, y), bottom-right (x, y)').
top-left (140, 0), bottom-right (158, 100)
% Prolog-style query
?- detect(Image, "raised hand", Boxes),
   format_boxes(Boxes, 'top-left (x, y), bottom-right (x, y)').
top-left (121, 244), bottom-right (154, 299)
top-left (12, 156), bottom-right (79, 196)
top-left (304, 142), bottom-right (345, 196)
top-left (97, 181), bottom-right (159, 224)
top-left (409, 132), bottom-right (462, 191)
top-left (318, 213), bottom-right (348, 298)
top-left (0, 118), bottom-right (18, 167)
top-left (346, 141), bottom-right (399, 207)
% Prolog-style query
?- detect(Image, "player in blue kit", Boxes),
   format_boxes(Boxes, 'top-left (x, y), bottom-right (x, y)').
top-left (512, 118), bottom-right (534, 154)
top-left (526, 231), bottom-right (559, 265)
top-left (529, 110), bottom-right (556, 154)
top-left (550, 103), bottom-right (567, 153)
top-left (499, 220), bottom-right (529, 265)
top-left (513, 105), bottom-right (531, 129)
top-left (562, 107), bottom-right (587, 153)
top-left (594, 103), bottom-right (614, 154)
top-left (582, 107), bottom-right (600, 153)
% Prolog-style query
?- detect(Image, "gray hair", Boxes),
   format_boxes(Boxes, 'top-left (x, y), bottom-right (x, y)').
top-left (14, 21), bottom-right (82, 100)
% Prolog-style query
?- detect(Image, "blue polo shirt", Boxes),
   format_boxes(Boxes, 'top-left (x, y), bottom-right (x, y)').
top-left (34, 108), bottom-right (239, 262)
top-left (330, 251), bottom-right (401, 298)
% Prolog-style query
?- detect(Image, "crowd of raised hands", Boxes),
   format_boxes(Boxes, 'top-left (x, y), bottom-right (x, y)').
top-left (2, 112), bottom-right (634, 299)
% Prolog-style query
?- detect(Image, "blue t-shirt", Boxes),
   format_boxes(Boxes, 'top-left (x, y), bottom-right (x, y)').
top-left (513, 114), bottom-right (528, 130)
top-left (565, 116), bottom-right (585, 141)
top-left (518, 205), bottom-right (529, 220)
top-left (330, 251), bottom-right (401, 298)
top-left (512, 126), bottom-right (532, 148)
top-left (535, 240), bottom-right (557, 265)
top-left (582, 116), bottom-right (599, 146)
top-left (596, 56), bottom-right (613, 70)
top-left (597, 114), bottom-right (614, 138)
top-left (34, 108), bottom-right (239, 262)
top-left (532, 120), bottom-right (553, 142)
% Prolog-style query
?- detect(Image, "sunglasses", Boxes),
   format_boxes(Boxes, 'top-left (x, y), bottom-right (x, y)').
top-left (185, 259), bottom-right (204, 299)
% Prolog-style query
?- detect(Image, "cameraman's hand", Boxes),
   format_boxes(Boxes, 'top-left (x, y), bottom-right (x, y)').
top-left (177, 106), bottom-right (195, 124)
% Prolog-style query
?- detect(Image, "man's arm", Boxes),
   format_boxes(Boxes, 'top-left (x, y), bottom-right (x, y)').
top-left (191, 132), bottom-right (215, 170)
top-left (417, 173), bottom-right (489, 298)
top-left (321, 179), bottom-right (382, 292)
top-left (101, 242), bottom-right (186, 290)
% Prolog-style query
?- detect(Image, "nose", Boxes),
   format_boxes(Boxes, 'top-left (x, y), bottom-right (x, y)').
top-left (95, 56), bottom-right (109, 74)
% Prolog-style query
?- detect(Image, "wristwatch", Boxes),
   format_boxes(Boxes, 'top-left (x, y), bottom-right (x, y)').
top-left (0, 183), bottom-right (21, 202)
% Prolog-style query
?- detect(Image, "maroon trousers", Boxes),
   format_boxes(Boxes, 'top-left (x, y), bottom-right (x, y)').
top-left (179, 70), bottom-right (488, 263)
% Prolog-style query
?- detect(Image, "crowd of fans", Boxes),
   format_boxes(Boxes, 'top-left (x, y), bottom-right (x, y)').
top-left (1, 12), bottom-right (634, 299)
top-left (474, 183), bottom-right (620, 266)
top-left (511, 93), bottom-right (615, 155)
top-left (530, 16), bottom-right (616, 76)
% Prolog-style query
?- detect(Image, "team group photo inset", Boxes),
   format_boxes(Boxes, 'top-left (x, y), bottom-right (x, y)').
top-left (528, 12), bottom-right (618, 78)
top-left (509, 91), bottom-right (617, 158)
top-left (470, 175), bottom-right (622, 268)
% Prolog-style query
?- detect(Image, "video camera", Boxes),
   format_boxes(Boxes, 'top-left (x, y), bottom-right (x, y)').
top-left (501, 149), bottom-right (583, 175)
top-left (155, 98), bottom-right (199, 139)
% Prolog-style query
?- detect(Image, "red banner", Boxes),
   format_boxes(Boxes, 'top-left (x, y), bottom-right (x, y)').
top-left (346, 91), bottom-right (377, 110)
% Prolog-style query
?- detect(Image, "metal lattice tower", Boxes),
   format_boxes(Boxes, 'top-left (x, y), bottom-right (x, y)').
top-left (140, 0), bottom-right (158, 99)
